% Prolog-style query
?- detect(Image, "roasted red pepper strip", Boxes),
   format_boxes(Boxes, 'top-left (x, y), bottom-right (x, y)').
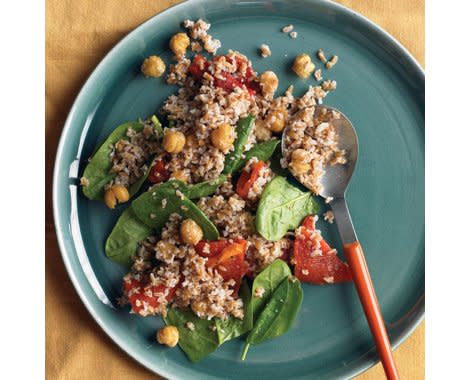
top-left (198, 239), bottom-right (249, 291)
top-left (148, 159), bottom-right (170, 184)
top-left (188, 55), bottom-right (208, 79)
top-left (195, 239), bottom-right (230, 258)
top-left (236, 161), bottom-right (266, 199)
top-left (294, 216), bottom-right (352, 284)
top-left (122, 275), bottom-right (176, 315)
top-left (188, 54), bottom-right (259, 95)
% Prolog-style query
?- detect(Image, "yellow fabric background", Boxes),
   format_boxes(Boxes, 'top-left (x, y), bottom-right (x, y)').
top-left (45, 1), bottom-right (424, 378)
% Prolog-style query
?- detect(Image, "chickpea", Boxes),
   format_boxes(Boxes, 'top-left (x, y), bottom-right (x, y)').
top-left (157, 326), bottom-right (179, 347)
top-left (180, 219), bottom-right (203, 245)
top-left (104, 188), bottom-right (117, 209)
top-left (292, 53), bottom-right (315, 78)
top-left (291, 160), bottom-right (311, 174)
top-left (291, 149), bottom-right (309, 163)
top-left (163, 129), bottom-right (186, 154)
top-left (210, 124), bottom-right (235, 153)
top-left (171, 169), bottom-right (189, 183)
top-left (112, 185), bottom-right (130, 203)
top-left (266, 108), bottom-right (288, 133)
top-left (104, 185), bottom-right (130, 209)
top-left (259, 71), bottom-right (278, 98)
top-left (254, 119), bottom-right (272, 141)
top-left (290, 149), bottom-right (311, 174)
top-left (169, 32), bottom-right (190, 57)
top-left (141, 55), bottom-right (166, 77)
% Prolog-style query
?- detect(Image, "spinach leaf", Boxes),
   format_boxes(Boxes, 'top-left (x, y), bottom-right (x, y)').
top-left (81, 121), bottom-right (143, 200)
top-left (81, 116), bottom-right (162, 200)
top-left (163, 308), bottom-right (219, 363)
top-left (223, 115), bottom-right (256, 174)
top-left (215, 281), bottom-right (253, 344)
top-left (151, 114), bottom-right (163, 137)
top-left (251, 259), bottom-right (292, 319)
top-left (231, 139), bottom-right (280, 173)
top-left (256, 176), bottom-right (319, 241)
top-left (131, 182), bottom-right (219, 240)
top-left (241, 276), bottom-right (303, 360)
top-left (181, 175), bottom-right (227, 199)
top-left (105, 207), bottom-right (152, 266)
top-left (105, 178), bottom-right (223, 266)
top-left (146, 175), bottom-right (226, 201)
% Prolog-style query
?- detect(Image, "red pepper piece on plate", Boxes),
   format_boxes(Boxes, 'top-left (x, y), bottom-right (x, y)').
top-left (195, 239), bottom-right (230, 258)
top-left (293, 216), bottom-right (352, 284)
top-left (236, 161), bottom-right (266, 199)
top-left (122, 275), bottom-right (176, 315)
top-left (204, 239), bottom-right (248, 291)
top-left (148, 159), bottom-right (170, 184)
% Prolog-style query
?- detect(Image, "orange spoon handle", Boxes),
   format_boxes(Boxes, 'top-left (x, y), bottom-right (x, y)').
top-left (344, 241), bottom-right (400, 380)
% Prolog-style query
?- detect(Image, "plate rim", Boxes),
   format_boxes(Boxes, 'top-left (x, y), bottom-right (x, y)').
top-left (52, 0), bottom-right (425, 378)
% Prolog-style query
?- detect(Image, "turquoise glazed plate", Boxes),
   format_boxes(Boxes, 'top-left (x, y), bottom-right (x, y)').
top-left (53, 0), bottom-right (424, 379)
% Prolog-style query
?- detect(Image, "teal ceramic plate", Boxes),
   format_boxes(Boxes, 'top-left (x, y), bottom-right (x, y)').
top-left (53, 0), bottom-right (424, 378)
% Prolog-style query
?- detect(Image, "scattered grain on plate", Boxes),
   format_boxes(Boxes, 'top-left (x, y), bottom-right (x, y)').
top-left (326, 55), bottom-right (339, 69)
top-left (150, 213), bottom-right (156, 219)
top-left (80, 177), bottom-right (90, 187)
top-left (301, 269), bottom-right (310, 275)
top-left (317, 48), bottom-right (327, 63)
top-left (289, 31), bottom-right (298, 39)
top-left (191, 41), bottom-right (203, 52)
top-left (282, 24), bottom-right (294, 33)
top-left (260, 43), bottom-right (272, 58)
top-left (321, 80), bottom-right (337, 91)
top-left (323, 210), bottom-right (335, 224)
top-left (254, 287), bottom-right (265, 298)
top-left (323, 276), bottom-right (334, 284)
top-left (313, 69), bottom-right (323, 81)
top-left (325, 196), bottom-right (334, 204)
top-left (161, 198), bottom-right (167, 208)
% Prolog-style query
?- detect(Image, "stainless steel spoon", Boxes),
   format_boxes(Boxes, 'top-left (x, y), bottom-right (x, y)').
top-left (282, 105), bottom-right (400, 380)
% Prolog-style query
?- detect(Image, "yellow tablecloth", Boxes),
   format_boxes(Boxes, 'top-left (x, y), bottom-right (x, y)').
top-left (46, 1), bottom-right (424, 378)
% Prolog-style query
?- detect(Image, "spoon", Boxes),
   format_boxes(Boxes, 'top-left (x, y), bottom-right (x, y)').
top-left (282, 105), bottom-right (400, 380)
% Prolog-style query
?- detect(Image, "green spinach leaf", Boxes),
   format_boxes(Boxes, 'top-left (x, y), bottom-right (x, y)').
top-left (256, 176), bottom-right (319, 241)
top-left (223, 115), bottom-right (256, 174)
top-left (81, 116), bottom-right (162, 200)
top-left (163, 308), bottom-right (219, 363)
top-left (181, 175), bottom-right (227, 199)
top-left (105, 178), bottom-right (223, 266)
top-left (231, 139), bottom-right (280, 173)
top-left (82, 121), bottom-right (143, 200)
top-left (251, 259), bottom-right (292, 319)
top-left (215, 281), bottom-right (253, 344)
top-left (241, 276), bottom-right (303, 360)
top-left (104, 207), bottom-right (152, 266)
top-left (151, 114), bottom-right (163, 137)
top-left (131, 182), bottom-right (219, 240)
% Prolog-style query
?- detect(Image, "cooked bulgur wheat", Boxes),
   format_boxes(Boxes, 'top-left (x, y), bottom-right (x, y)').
top-left (283, 106), bottom-right (346, 195)
top-left (123, 18), bottom-right (342, 320)
top-left (107, 122), bottom-right (160, 189)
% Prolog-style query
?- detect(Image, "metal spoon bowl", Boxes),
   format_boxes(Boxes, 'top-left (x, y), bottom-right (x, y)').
top-left (282, 105), bottom-right (399, 380)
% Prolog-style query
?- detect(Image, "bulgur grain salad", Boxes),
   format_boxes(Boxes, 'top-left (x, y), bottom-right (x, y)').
top-left (80, 18), bottom-right (350, 362)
